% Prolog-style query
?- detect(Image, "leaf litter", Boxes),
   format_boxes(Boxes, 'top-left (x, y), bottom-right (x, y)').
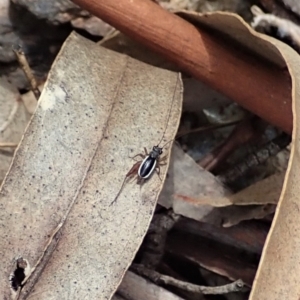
top-left (0, 2), bottom-right (298, 300)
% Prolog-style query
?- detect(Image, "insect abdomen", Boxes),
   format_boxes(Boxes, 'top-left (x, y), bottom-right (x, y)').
top-left (138, 156), bottom-right (157, 178)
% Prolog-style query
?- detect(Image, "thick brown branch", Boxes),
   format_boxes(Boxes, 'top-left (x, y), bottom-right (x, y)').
top-left (71, 0), bottom-right (292, 134)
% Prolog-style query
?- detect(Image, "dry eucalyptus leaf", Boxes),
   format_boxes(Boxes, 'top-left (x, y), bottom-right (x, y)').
top-left (159, 146), bottom-right (273, 226)
top-left (220, 204), bottom-right (276, 227)
top-left (176, 197), bottom-right (275, 227)
top-left (0, 32), bottom-right (182, 299)
top-left (187, 171), bottom-right (284, 207)
top-left (0, 77), bottom-right (31, 181)
top-left (229, 172), bottom-right (285, 205)
top-left (178, 9), bottom-right (300, 298)
top-left (248, 18), bottom-right (300, 300)
top-left (158, 144), bottom-right (230, 210)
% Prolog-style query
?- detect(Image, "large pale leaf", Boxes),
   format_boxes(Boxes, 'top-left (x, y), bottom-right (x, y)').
top-left (248, 21), bottom-right (300, 300)
top-left (0, 32), bottom-right (182, 299)
top-left (177, 10), bottom-right (300, 299)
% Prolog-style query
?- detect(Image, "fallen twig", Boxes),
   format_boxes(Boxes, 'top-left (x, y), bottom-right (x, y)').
top-left (132, 264), bottom-right (245, 295)
top-left (0, 142), bottom-right (18, 148)
top-left (12, 47), bottom-right (41, 100)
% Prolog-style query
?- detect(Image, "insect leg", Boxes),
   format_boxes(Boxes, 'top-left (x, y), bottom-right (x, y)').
top-left (127, 161), bottom-right (142, 177)
top-left (129, 147), bottom-right (149, 161)
top-left (130, 153), bottom-right (145, 161)
top-left (110, 161), bottom-right (142, 206)
top-left (137, 177), bottom-right (145, 185)
top-left (143, 147), bottom-right (149, 156)
top-left (159, 155), bottom-right (168, 163)
top-left (155, 165), bottom-right (163, 181)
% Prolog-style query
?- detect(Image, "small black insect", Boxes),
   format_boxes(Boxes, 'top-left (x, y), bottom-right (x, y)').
top-left (133, 145), bottom-right (165, 180)
top-left (139, 146), bottom-right (163, 178)
top-left (110, 74), bottom-right (180, 205)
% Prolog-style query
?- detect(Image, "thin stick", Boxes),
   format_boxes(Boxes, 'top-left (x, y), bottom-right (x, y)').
top-left (160, 119), bottom-right (242, 150)
top-left (176, 119), bottom-right (241, 139)
top-left (12, 46), bottom-right (40, 100)
top-left (98, 28), bottom-right (119, 45)
top-left (0, 142), bottom-right (18, 148)
top-left (132, 264), bottom-right (245, 295)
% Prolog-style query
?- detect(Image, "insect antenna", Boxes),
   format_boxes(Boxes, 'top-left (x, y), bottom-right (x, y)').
top-left (160, 137), bottom-right (176, 150)
top-left (160, 119), bottom-right (242, 150)
top-left (156, 74), bottom-right (180, 147)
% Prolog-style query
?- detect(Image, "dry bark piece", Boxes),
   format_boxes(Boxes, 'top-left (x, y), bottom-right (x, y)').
top-left (175, 218), bottom-right (269, 255)
top-left (167, 230), bottom-right (257, 286)
top-left (218, 132), bottom-right (291, 186)
top-left (140, 210), bottom-right (181, 268)
top-left (0, 32), bottom-right (182, 299)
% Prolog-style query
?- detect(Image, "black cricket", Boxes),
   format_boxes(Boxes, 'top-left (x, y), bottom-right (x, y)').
top-left (110, 75), bottom-right (180, 205)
